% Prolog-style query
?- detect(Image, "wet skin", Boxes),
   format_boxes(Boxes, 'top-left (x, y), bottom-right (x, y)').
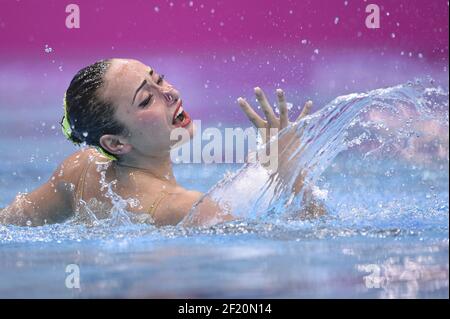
top-left (0, 59), bottom-right (323, 227)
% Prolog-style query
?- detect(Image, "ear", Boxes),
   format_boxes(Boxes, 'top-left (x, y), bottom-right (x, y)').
top-left (99, 134), bottom-right (132, 156)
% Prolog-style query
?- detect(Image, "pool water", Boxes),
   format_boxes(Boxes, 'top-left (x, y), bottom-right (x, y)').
top-left (0, 82), bottom-right (448, 298)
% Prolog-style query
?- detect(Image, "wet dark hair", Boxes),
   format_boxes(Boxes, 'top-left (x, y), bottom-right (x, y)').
top-left (64, 59), bottom-right (128, 156)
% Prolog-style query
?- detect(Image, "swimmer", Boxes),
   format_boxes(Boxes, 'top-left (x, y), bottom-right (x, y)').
top-left (0, 59), bottom-right (325, 227)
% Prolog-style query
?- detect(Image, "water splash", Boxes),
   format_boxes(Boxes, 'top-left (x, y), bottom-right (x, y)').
top-left (68, 159), bottom-right (147, 227)
top-left (1, 80), bottom-right (448, 243)
top-left (183, 80), bottom-right (449, 226)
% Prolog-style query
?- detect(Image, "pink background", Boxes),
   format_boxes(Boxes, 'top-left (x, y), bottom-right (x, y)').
top-left (0, 0), bottom-right (448, 135)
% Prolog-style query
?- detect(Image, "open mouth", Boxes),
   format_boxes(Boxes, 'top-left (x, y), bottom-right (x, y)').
top-left (172, 100), bottom-right (191, 128)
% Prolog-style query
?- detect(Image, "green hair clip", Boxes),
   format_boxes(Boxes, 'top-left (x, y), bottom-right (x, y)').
top-left (61, 92), bottom-right (73, 141)
top-left (95, 147), bottom-right (118, 161)
top-left (61, 93), bottom-right (118, 161)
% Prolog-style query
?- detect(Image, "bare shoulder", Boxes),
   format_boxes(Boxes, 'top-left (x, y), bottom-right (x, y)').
top-left (53, 148), bottom-right (100, 184)
top-left (46, 148), bottom-right (105, 203)
top-left (158, 188), bottom-right (234, 227)
top-left (0, 148), bottom-right (102, 225)
top-left (171, 189), bottom-right (203, 208)
top-left (153, 188), bottom-right (203, 226)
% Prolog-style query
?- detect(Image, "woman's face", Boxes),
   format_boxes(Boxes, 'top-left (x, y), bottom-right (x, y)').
top-left (99, 58), bottom-right (194, 157)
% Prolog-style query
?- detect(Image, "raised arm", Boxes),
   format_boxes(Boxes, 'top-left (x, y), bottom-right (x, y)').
top-left (237, 87), bottom-right (314, 194)
top-left (238, 87), bottom-right (327, 218)
top-left (180, 87), bottom-right (326, 227)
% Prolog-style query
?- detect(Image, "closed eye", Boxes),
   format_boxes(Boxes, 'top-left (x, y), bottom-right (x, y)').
top-left (139, 94), bottom-right (153, 108)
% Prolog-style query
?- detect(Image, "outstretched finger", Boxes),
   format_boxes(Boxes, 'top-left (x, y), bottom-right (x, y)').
top-left (276, 88), bottom-right (289, 129)
top-left (254, 87), bottom-right (277, 126)
top-left (296, 100), bottom-right (313, 122)
top-left (237, 97), bottom-right (265, 128)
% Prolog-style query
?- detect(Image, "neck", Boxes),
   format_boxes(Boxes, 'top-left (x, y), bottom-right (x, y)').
top-left (114, 151), bottom-right (176, 184)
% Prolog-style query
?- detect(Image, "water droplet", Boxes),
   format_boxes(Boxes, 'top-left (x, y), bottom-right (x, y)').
top-left (44, 44), bottom-right (53, 53)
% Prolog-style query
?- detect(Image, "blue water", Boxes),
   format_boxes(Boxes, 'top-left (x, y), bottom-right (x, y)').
top-left (0, 82), bottom-right (448, 298)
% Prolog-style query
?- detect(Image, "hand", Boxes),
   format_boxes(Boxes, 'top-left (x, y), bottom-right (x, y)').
top-left (237, 87), bottom-right (313, 144)
top-left (237, 87), bottom-right (315, 196)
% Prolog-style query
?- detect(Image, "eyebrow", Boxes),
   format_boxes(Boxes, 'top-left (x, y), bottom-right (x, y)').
top-left (132, 68), bottom-right (154, 104)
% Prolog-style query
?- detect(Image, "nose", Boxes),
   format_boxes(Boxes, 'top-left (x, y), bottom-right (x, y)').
top-left (163, 88), bottom-right (180, 106)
